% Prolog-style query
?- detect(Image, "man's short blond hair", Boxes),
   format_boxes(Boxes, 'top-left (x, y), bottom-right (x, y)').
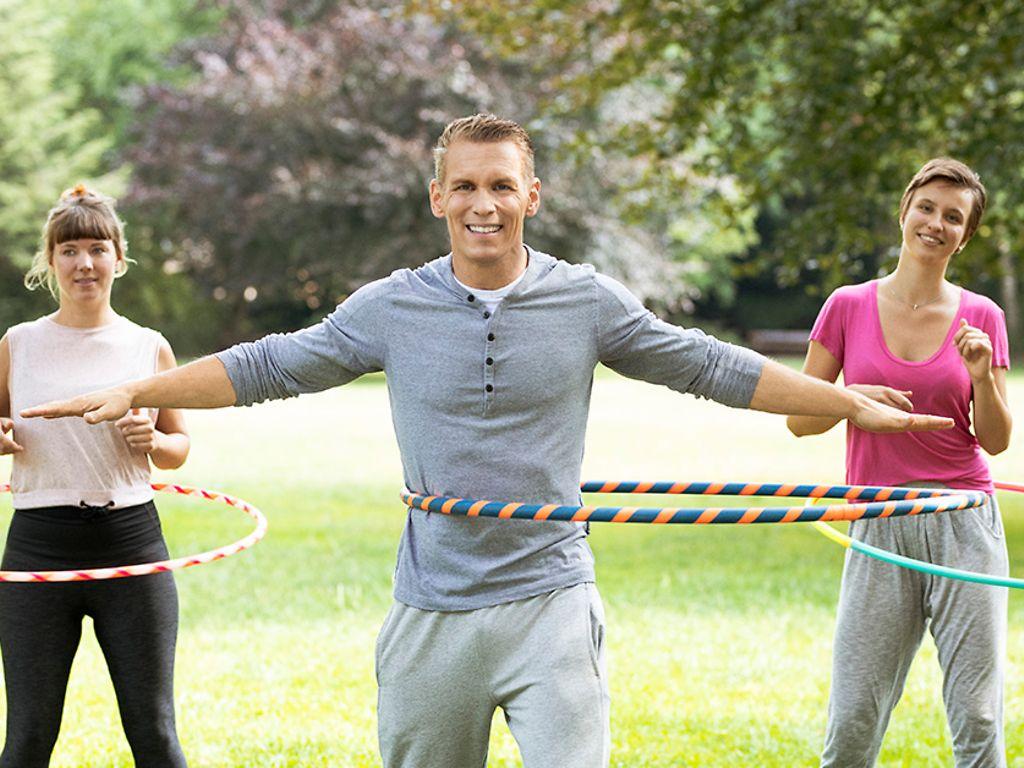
top-left (899, 157), bottom-right (987, 244)
top-left (433, 114), bottom-right (535, 185)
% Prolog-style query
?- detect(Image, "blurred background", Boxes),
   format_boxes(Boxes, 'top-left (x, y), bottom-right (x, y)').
top-left (3, 4), bottom-right (1024, 764)
top-left (2, 0), bottom-right (1020, 356)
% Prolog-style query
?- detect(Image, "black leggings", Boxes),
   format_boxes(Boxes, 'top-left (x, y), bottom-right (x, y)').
top-left (0, 502), bottom-right (187, 767)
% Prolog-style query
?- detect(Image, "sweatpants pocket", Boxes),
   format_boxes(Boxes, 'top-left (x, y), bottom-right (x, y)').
top-left (584, 583), bottom-right (606, 678)
top-left (374, 602), bottom-right (399, 685)
top-left (978, 496), bottom-right (1004, 540)
top-left (963, 496), bottom-right (1004, 542)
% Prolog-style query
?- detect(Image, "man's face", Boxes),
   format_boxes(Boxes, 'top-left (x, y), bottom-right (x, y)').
top-left (429, 140), bottom-right (540, 272)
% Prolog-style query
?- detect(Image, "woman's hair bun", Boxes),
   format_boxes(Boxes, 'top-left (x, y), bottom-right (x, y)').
top-left (61, 183), bottom-right (91, 201)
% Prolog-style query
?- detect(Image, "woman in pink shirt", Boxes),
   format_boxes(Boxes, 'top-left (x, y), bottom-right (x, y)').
top-left (788, 158), bottom-right (1012, 768)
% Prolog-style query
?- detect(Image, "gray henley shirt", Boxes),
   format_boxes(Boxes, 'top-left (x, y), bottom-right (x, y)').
top-left (217, 247), bottom-right (766, 611)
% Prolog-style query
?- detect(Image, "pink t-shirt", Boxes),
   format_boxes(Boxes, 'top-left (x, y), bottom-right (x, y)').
top-left (810, 280), bottom-right (1010, 492)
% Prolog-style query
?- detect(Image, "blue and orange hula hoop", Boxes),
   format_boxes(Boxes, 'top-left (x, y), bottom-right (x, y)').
top-left (809, 481), bottom-right (1024, 588)
top-left (402, 481), bottom-right (987, 525)
top-left (402, 479), bottom-right (1023, 587)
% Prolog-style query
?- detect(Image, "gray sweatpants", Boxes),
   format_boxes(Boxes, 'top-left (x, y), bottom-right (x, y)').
top-left (821, 493), bottom-right (1008, 768)
top-left (376, 583), bottom-right (610, 768)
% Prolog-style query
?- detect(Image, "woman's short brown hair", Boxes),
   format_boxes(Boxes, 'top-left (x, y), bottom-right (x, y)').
top-left (899, 158), bottom-right (987, 245)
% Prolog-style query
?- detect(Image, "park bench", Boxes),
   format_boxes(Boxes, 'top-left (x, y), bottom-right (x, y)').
top-left (746, 329), bottom-right (810, 356)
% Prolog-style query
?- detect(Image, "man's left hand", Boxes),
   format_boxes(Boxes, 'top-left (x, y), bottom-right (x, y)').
top-left (849, 391), bottom-right (953, 433)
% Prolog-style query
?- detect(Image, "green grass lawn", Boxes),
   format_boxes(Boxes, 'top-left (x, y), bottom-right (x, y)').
top-left (1, 370), bottom-right (1023, 766)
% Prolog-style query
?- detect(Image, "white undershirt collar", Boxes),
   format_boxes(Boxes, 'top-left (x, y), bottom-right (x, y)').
top-left (453, 270), bottom-right (526, 313)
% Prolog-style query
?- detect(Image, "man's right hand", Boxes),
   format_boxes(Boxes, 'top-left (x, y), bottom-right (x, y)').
top-left (0, 417), bottom-right (22, 454)
top-left (21, 386), bottom-right (134, 425)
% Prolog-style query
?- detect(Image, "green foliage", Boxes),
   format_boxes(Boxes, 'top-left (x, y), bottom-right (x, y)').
top-left (0, 0), bottom-right (221, 344)
top-left (126, 2), bottom-right (710, 345)
top-left (434, 0), bottom-right (1024, 337)
top-left (0, 0), bottom-right (115, 330)
top-left (6, 0), bottom-right (1022, 345)
top-left (0, 0), bottom-right (751, 349)
top-left (125, 3), bottom-right (516, 344)
top-left (39, 0), bottom-right (222, 143)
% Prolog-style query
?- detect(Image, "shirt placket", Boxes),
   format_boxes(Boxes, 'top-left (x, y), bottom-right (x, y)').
top-left (464, 291), bottom-right (498, 412)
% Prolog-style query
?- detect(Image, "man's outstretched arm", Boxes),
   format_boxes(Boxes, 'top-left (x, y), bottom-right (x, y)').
top-left (21, 356), bottom-right (236, 424)
top-left (750, 358), bottom-right (952, 433)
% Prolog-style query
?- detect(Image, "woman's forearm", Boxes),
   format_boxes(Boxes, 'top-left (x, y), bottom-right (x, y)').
top-left (972, 372), bottom-right (1012, 454)
top-left (150, 432), bottom-right (191, 470)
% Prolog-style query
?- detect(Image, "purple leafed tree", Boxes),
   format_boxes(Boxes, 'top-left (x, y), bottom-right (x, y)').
top-left (126, 1), bottom-right (550, 343)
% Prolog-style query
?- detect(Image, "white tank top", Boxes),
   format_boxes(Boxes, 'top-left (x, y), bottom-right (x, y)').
top-left (8, 314), bottom-right (162, 509)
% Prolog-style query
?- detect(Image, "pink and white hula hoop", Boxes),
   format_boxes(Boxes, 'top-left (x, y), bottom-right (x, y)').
top-left (0, 482), bottom-right (267, 583)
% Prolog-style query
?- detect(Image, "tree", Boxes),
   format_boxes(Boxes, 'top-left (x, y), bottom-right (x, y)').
top-left (126, 0), bottom-right (730, 346)
top-left (427, 0), bottom-right (1024, 341)
top-left (0, 0), bottom-right (115, 330)
top-left (41, 0), bottom-right (222, 145)
top-left (0, 0), bottom-right (221, 343)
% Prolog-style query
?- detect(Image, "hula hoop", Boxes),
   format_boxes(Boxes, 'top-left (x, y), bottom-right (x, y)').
top-left (0, 482), bottom-right (267, 583)
top-left (401, 481), bottom-right (989, 524)
top-left (810, 481), bottom-right (1024, 588)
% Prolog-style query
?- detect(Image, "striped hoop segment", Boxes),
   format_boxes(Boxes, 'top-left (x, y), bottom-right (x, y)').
top-left (811, 481), bottom-right (1024, 588)
top-left (401, 481), bottom-right (989, 525)
top-left (0, 482), bottom-right (267, 583)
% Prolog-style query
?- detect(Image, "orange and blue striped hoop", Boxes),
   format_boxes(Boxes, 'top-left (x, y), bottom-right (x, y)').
top-left (401, 481), bottom-right (988, 524)
top-left (0, 482), bottom-right (267, 583)
top-left (810, 481), bottom-right (1024, 588)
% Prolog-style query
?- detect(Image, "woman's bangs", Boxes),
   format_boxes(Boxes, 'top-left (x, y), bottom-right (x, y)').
top-left (49, 206), bottom-right (119, 247)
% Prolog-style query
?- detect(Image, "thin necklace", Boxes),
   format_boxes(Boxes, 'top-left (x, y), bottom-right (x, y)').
top-left (886, 283), bottom-right (946, 311)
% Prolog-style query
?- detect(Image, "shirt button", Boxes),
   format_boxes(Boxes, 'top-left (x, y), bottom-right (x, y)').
top-left (467, 295), bottom-right (475, 302)
top-left (485, 384), bottom-right (494, 393)
top-left (486, 357), bottom-right (493, 365)
top-left (487, 333), bottom-right (495, 341)
top-left (483, 311), bottom-right (491, 319)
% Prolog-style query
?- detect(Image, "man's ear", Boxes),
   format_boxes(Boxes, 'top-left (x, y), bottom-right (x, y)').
top-left (429, 178), bottom-right (445, 219)
top-left (526, 177), bottom-right (541, 218)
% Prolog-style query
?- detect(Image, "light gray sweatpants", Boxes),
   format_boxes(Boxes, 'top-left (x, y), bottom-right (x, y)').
top-left (376, 583), bottom-right (610, 768)
top-left (821, 493), bottom-right (1008, 768)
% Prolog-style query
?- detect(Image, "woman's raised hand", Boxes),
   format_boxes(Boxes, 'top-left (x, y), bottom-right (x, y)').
top-left (0, 417), bottom-right (22, 454)
top-left (847, 384), bottom-right (914, 412)
top-left (954, 318), bottom-right (994, 382)
top-left (116, 408), bottom-right (159, 455)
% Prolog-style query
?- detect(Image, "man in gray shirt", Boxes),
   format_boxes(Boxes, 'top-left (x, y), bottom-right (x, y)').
top-left (25, 114), bottom-right (953, 767)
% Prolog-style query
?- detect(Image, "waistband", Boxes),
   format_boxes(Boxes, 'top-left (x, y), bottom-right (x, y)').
top-left (4, 500), bottom-right (169, 571)
top-left (16, 500), bottom-right (123, 522)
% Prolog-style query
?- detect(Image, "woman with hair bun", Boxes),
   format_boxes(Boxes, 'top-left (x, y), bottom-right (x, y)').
top-left (0, 185), bottom-right (190, 767)
top-left (789, 159), bottom-right (1012, 767)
